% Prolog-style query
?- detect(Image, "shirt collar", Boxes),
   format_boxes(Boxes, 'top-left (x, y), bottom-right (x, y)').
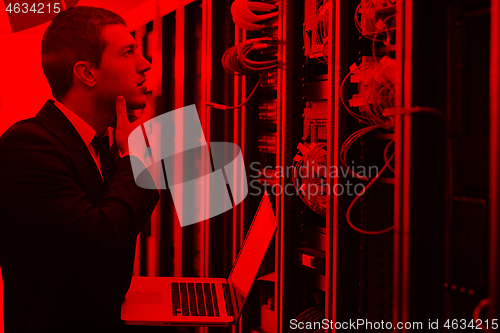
top-left (53, 100), bottom-right (96, 147)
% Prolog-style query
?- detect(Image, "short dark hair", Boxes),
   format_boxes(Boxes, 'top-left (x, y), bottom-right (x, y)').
top-left (41, 6), bottom-right (126, 99)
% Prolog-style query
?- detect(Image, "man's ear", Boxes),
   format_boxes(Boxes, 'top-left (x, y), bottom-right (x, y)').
top-left (73, 61), bottom-right (96, 88)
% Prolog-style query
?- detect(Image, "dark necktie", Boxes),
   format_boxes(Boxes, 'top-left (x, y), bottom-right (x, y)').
top-left (91, 135), bottom-right (114, 184)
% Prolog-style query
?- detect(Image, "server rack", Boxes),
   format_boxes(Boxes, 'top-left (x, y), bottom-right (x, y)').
top-left (124, 0), bottom-right (499, 332)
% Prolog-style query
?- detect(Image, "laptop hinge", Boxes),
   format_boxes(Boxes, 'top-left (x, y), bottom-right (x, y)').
top-left (222, 283), bottom-right (234, 317)
top-left (227, 279), bottom-right (240, 320)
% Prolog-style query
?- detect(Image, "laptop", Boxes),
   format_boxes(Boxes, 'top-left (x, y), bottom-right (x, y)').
top-left (121, 192), bottom-right (277, 326)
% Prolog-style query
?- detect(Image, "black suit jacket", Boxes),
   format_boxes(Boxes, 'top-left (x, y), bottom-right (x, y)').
top-left (0, 100), bottom-right (160, 333)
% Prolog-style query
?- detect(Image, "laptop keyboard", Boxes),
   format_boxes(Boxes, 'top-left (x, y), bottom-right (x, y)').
top-left (171, 282), bottom-right (220, 317)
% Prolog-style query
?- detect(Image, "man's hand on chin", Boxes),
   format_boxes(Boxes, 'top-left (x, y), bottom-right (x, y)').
top-left (113, 96), bottom-right (153, 157)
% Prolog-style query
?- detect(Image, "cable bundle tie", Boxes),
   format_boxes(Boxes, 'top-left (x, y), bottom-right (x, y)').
top-left (349, 94), bottom-right (365, 107)
top-left (375, 19), bottom-right (387, 31)
top-left (349, 63), bottom-right (362, 82)
top-left (384, 119), bottom-right (394, 128)
top-left (379, 55), bottom-right (395, 67)
top-left (296, 142), bottom-right (311, 157)
top-left (379, 55), bottom-right (396, 75)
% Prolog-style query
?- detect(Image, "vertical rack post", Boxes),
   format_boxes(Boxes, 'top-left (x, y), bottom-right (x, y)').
top-left (133, 25), bottom-right (146, 277)
top-left (490, 0), bottom-right (500, 323)
top-left (325, 0), bottom-right (338, 328)
top-left (277, 0), bottom-right (295, 330)
top-left (201, 0), bottom-right (212, 282)
top-left (173, 0), bottom-right (185, 277)
top-left (148, 0), bottom-right (164, 277)
top-left (393, 0), bottom-right (411, 329)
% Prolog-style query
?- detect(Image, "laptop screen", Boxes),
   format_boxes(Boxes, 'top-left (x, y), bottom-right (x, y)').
top-left (228, 192), bottom-right (277, 320)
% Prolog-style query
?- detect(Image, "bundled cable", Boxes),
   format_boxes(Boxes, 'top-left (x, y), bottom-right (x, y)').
top-left (222, 37), bottom-right (278, 75)
top-left (343, 106), bottom-right (445, 235)
top-left (231, 0), bottom-right (278, 31)
top-left (292, 142), bottom-right (328, 217)
top-left (207, 37), bottom-right (277, 109)
top-left (208, 37), bottom-right (277, 109)
top-left (371, 13), bottom-right (396, 63)
top-left (340, 55), bottom-right (396, 129)
top-left (340, 125), bottom-right (383, 181)
top-left (340, 1), bottom-right (397, 234)
top-left (354, 0), bottom-right (395, 42)
top-left (303, 0), bottom-right (329, 61)
top-left (342, 0), bottom-right (447, 236)
top-left (346, 140), bottom-right (395, 235)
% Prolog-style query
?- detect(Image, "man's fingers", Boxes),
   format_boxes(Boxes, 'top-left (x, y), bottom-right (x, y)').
top-left (115, 96), bottom-right (128, 125)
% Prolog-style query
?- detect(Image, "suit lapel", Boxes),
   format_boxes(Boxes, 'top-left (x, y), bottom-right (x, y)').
top-left (36, 100), bottom-right (107, 198)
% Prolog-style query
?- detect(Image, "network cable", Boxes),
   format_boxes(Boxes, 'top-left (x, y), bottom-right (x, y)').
top-left (222, 37), bottom-right (278, 75)
top-left (346, 140), bottom-right (395, 235)
top-left (205, 72), bottom-right (268, 110)
top-left (231, 0), bottom-right (278, 31)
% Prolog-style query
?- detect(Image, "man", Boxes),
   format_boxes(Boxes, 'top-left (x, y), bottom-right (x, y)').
top-left (0, 6), bottom-right (159, 333)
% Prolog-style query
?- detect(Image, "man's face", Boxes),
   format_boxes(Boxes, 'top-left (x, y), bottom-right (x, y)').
top-left (94, 24), bottom-right (151, 110)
